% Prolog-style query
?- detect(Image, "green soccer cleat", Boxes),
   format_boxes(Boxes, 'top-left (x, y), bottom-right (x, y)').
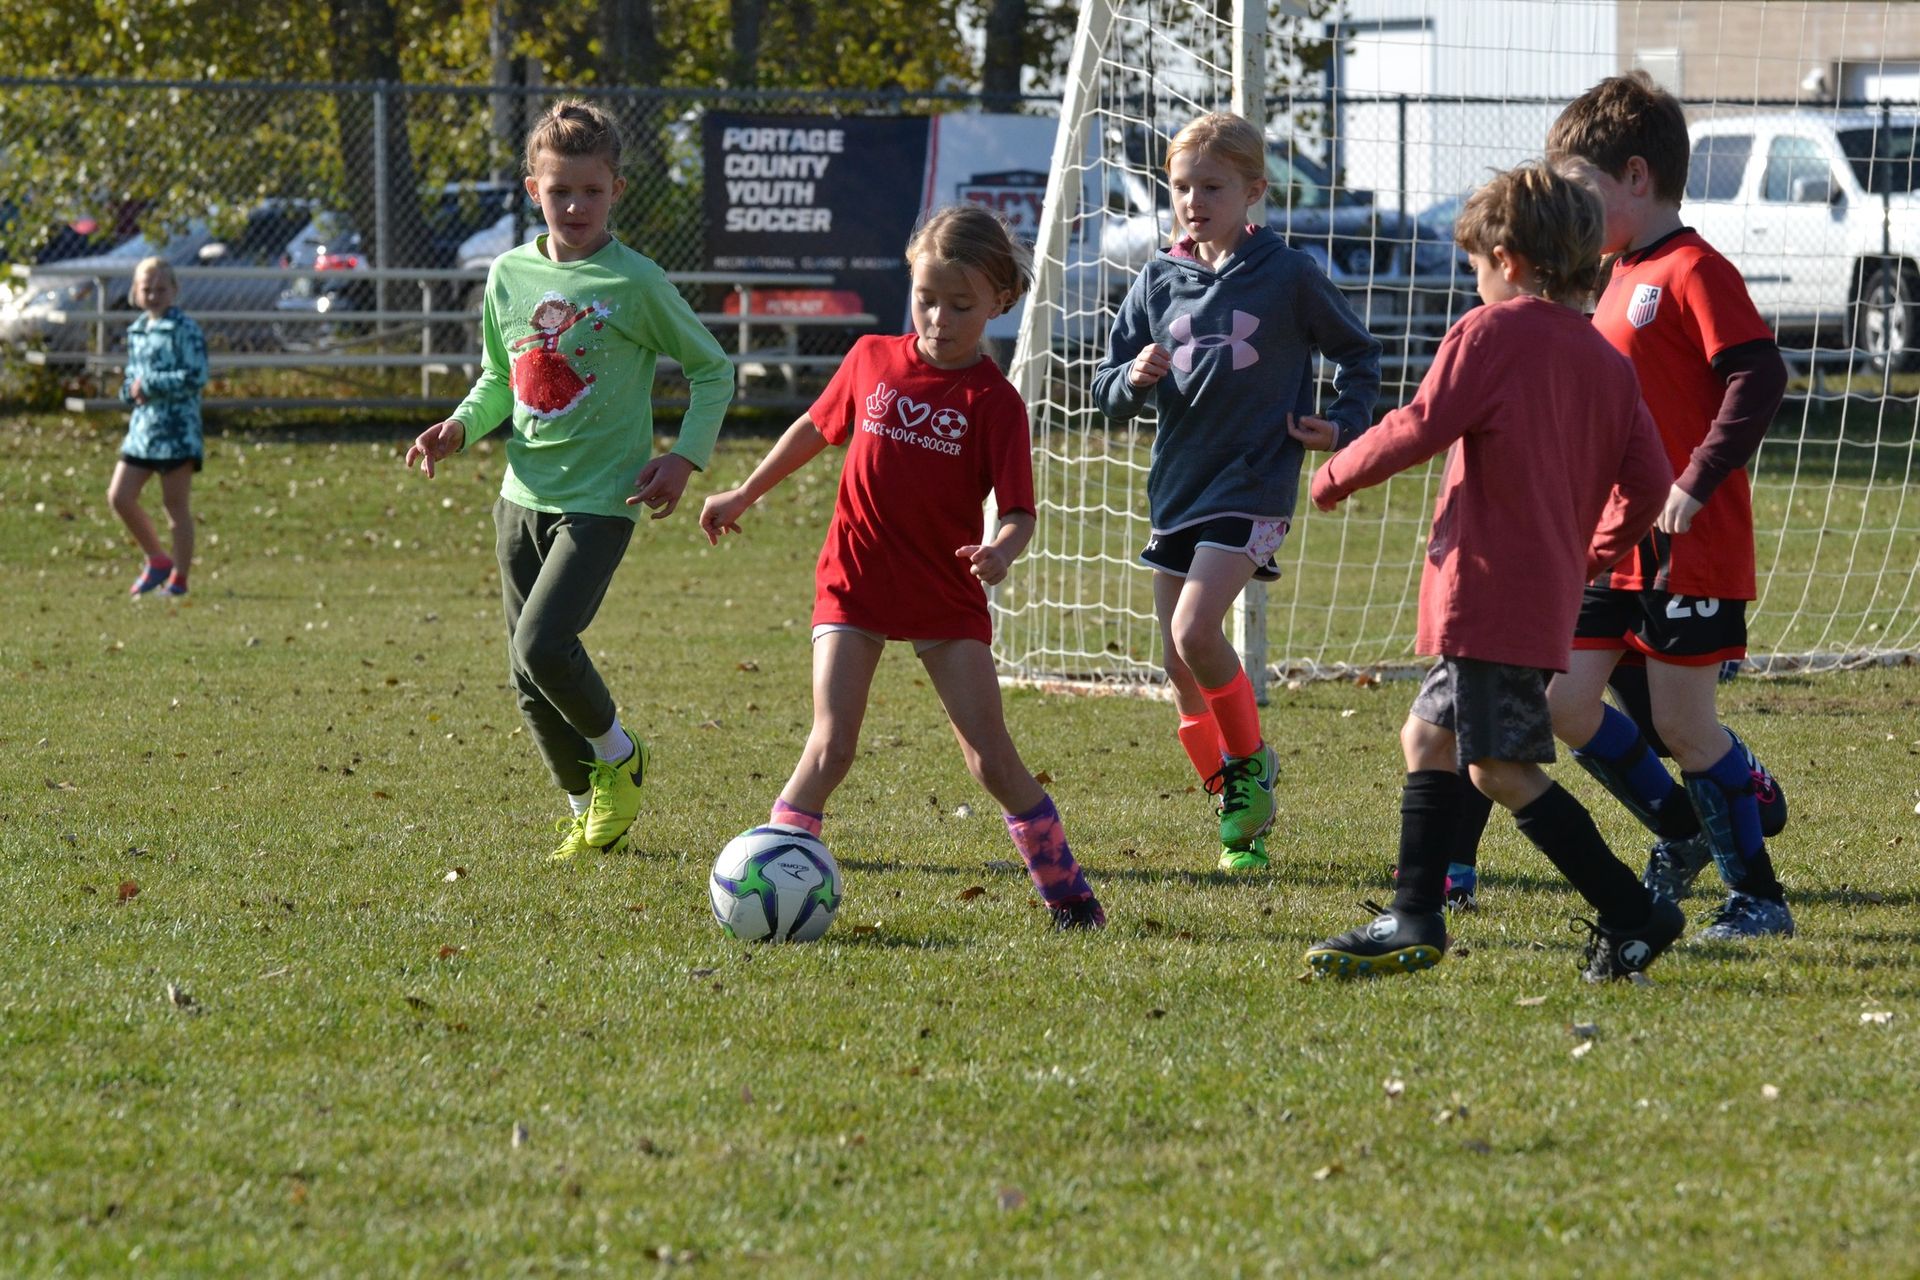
top-left (1218, 837), bottom-right (1270, 871)
top-left (581, 740), bottom-right (649, 853)
top-left (547, 814), bottom-right (595, 863)
top-left (1208, 744), bottom-right (1277, 848)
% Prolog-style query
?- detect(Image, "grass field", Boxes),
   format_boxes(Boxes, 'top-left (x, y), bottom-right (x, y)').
top-left (3, 410), bottom-right (1919, 1277)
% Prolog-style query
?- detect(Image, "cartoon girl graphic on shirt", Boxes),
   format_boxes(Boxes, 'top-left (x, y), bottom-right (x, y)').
top-left (511, 292), bottom-right (607, 420)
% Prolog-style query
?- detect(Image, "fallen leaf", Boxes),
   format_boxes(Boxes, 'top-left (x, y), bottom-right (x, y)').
top-left (952, 803), bottom-right (973, 818)
top-left (997, 1186), bottom-right (1027, 1211)
top-left (443, 867), bottom-right (467, 882)
top-left (165, 982), bottom-right (197, 1010)
top-left (1569, 1022), bottom-right (1599, 1039)
top-left (1761, 1083), bottom-right (1781, 1101)
top-left (511, 1122), bottom-right (529, 1148)
top-left (1514, 995), bottom-right (1548, 1007)
top-left (735, 660), bottom-right (758, 672)
top-left (688, 968), bottom-right (716, 979)
top-left (1861, 1010), bottom-right (1895, 1025)
top-left (437, 945), bottom-right (463, 959)
top-left (116, 880), bottom-right (139, 902)
top-left (1382, 1077), bottom-right (1406, 1100)
top-left (372, 790), bottom-right (391, 800)
top-left (956, 885), bottom-right (987, 901)
top-left (1312, 1162), bottom-right (1343, 1181)
top-left (1340, 708), bottom-right (1357, 718)
top-left (741, 1084), bottom-right (755, 1104)
top-left (1146, 1008), bottom-right (1167, 1019)
top-left (45, 779), bottom-right (77, 791)
top-left (1033, 771), bottom-right (1053, 786)
top-left (1571, 1040), bottom-right (1594, 1059)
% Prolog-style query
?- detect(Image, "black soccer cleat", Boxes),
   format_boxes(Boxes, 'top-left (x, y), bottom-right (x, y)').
top-left (1049, 897), bottom-right (1107, 931)
top-left (1306, 901), bottom-right (1448, 978)
top-left (1575, 896), bottom-right (1685, 982)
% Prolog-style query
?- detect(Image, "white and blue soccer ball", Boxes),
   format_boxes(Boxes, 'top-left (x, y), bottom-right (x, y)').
top-left (709, 825), bottom-right (843, 942)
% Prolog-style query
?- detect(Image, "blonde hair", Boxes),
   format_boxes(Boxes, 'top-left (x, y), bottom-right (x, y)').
top-left (904, 205), bottom-right (1032, 303)
top-left (132, 256), bottom-right (176, 289)
top-left (524, 98), bottom-right (624, 176)
top-left (1167, 111), bottom-right (1266, 185)
top-left (1453, 161), bottom-right (1605, 306)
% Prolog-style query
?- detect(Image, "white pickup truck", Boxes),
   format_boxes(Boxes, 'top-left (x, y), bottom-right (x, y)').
top-left (1685, 111), bottom-right (1920, 369)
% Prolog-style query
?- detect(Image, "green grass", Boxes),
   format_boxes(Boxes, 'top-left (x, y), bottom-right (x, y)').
top-left (3, 411), bottom-right (1919, 1277)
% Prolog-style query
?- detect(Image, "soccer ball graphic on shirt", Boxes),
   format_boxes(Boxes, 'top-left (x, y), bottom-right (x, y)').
top-left (928, 406), bottom-right (969, 440)
top-left (709, 825), bottom-right (843, 942)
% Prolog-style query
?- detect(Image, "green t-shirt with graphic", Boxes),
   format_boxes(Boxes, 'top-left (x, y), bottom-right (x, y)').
top-left (452, 236), bottom-right (734, 519)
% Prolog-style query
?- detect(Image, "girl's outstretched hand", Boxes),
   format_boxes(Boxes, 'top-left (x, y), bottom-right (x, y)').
top-left (1287, 413), bottom-right (1339, 451)
top-left (699, 488), bottom-right (753, 545)
top-left (405, 420), bottom-right (466, 478)
top-left (957, 542), bottom-right (1012, 586)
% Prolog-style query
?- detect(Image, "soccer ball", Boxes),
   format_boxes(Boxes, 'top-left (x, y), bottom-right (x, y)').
top-left (709, 825), bottom-right (843, 942)
top-left (928, 406), bottom-right (969, 440)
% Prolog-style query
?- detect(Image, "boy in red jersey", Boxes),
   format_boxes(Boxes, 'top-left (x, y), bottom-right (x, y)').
top-left (1304, 163), bottom-right (1679, 982)
top-left (1545, 73), bottom-right (1795, 941)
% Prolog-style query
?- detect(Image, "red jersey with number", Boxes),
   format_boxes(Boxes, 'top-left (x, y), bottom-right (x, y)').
top-left (809, 334), bottom-right (1036, 643)
top-left (1591, 229), bottom-right (1773, 599)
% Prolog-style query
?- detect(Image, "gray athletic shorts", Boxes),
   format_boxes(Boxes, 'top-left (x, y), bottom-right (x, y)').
top-left (1408, 657), bottom-right (1556, 769)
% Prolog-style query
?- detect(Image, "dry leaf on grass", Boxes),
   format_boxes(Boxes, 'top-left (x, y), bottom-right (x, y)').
top-left (511, 1122), bottom-right (529, 1148)
top-left (117, 881), bottom-right (139, 902)
top-left (1571, 1040), bottom-right (1594, 1059)
top-left (1514, 995), bottom-right (1548, 1007)
top-left (165, 982), bottom-right (198, 1010)
top-left (437, 945), bottom-right (463, 959)
top-left (442, 867), bottom-right (467, 882)
top-left (997, 1186), bottom-right (1027, 1211)
top-left (1861, 1010), bottom-right (1894, 1025)
top-left (956, 885), bottom-right (987, 901)
top-left (1761, 1084), bottom-right (1781, 1101)
top-left (1312, 1162), bottom-right (1343, 1181)
top-left (1382, 1077), bottom-right (1406, 1100)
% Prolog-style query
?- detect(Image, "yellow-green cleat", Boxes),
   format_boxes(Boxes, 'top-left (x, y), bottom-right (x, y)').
top-left (1209, 744), bottom-right (1277, 849)
top-left (581, 740), bottom-right (649, 853)
top-left (1218, 837), bottom-right (1270, 871)
top-left (547, 814), bottom-right (595, 863)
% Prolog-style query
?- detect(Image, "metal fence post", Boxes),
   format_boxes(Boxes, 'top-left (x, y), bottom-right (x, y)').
top-left (373, 82), bottom-right (390, 320)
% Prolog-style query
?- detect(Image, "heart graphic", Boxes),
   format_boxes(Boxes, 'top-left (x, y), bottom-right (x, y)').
top-left (896, 397), bottom-right (932, 429)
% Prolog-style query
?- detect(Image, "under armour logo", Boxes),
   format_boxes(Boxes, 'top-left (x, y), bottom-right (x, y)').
top-left (1170, 310), bottom-right (1260, 371)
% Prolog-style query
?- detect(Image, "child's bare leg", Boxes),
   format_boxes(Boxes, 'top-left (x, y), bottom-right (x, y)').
top-left (776, 630), bottom-right (885, 825)
top-left (920, 639), bottom-right (1099, 918)
top-left (158, 465), bottom-right (195, 577)
top-left (107, 462), bottom-right (165, 561)
top-left (1154, 570), bottom-right (1225, 778)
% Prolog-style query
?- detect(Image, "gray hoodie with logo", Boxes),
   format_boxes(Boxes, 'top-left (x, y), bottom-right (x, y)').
top-left (1092, 226), bottom-right (1382, 531)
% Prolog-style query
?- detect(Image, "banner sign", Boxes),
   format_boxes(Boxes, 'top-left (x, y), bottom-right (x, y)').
top-left (705, 112), bottom-right (931, 329)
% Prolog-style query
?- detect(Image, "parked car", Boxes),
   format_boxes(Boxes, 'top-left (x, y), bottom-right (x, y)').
top-left (1, 201), bottom-right (319, 350)
top-left (1684, 110), bottom-right (1920, 369)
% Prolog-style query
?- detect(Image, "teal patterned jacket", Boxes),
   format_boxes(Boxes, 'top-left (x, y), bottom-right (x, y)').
top-left (119, 307), bottom-right (209, 461)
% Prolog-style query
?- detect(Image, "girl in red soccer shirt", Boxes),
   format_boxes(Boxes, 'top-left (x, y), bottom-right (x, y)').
top-left (698, 205), bottom-right (1106, 930)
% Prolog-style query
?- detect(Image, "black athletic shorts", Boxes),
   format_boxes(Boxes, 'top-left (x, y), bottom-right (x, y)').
top-left (1571, 585), bottom-right (1747, 666)
top-left (1139, 515), bottom-right (1289, 581)
top-left (1409, 657), bottom-right (1557, 768)
top-left (121, 453), bottom-right (203, 474)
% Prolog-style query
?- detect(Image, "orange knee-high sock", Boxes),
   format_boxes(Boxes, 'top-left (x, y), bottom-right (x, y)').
top-left (1200, 668), bottom-right (1263, 758)
top-left (1176, 711), bottom-right (1227, 780)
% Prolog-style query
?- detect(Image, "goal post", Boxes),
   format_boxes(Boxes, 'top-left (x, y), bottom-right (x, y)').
top-left (1000, 0), bottom-right (1920, 690)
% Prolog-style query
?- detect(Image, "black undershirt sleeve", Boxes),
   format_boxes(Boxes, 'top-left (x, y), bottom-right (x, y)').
top-left (1677, 337), bottom-right (1787, 504)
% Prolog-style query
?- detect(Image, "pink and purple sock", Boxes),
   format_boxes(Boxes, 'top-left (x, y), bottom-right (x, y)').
top-left (770, 797), bottom-right (824, 837)
top-left (1004, 794), bottom-right (1096, 910)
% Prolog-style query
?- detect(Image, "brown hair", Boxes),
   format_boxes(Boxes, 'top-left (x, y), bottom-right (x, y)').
top-left (523, 98), bottom-right (624, 176)
top-left (1166, 111), bottom-right (1266, 186)
top-left (1545, 71), bottom-right (1689, 205)
top-left (1453, 161), bottom-right (1605, 305)
top-left (905, 204), bottom-right (1032, 304)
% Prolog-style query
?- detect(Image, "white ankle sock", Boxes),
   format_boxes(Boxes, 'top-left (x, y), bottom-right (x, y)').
top-left (567, 791), bottom-right (590, 818)
top-left (588, 720), bottom-right (634, 763)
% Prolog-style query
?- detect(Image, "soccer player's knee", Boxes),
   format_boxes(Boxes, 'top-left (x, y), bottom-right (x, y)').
top-left (808, 728), bottom-right (860, 778)
top-left (511, 629), bottom-right (574, 686)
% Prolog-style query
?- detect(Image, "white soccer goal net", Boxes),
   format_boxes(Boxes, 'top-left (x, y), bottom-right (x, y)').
top-left (999, 0), bottom-right (1920, 690)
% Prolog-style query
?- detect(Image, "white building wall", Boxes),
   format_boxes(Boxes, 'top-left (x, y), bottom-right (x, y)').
top-left (1329, 0), bottom-right (1619, 215)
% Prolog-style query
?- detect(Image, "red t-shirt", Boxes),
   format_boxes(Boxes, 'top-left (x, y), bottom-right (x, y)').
top-left (809, 334), bottom-right (1036, 644)
top-left (1311, 296), bottom-right (1671, 672)
top-left (1591, 230), bottom-right (1774, 599)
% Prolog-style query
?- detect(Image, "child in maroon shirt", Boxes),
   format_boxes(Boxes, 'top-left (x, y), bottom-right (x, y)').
top-left (1303, 163), bottom-right (1678, 983)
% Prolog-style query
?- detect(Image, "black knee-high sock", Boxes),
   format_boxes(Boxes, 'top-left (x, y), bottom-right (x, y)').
top-left (1513, 782), bottom-right (1652, 926)
top-left (1447, 783), bottom-right (1497, 873)
top-left (1391, 770), bottom-right (1465, 916)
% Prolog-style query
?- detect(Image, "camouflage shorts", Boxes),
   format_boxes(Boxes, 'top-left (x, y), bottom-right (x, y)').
top-left (1408, 657), bottom-right (1556, 768)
